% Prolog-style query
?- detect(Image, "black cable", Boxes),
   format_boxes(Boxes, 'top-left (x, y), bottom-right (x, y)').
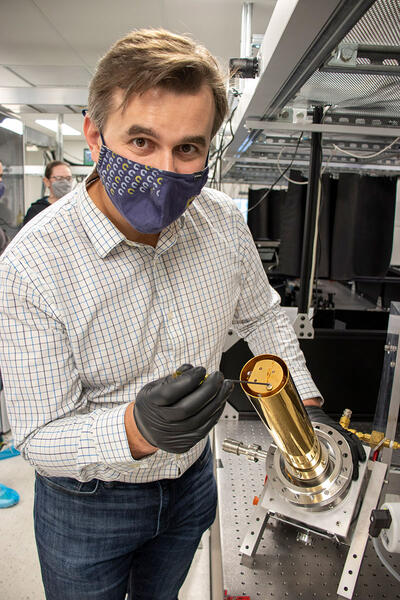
top-left (209, 105), bottom-right (238, 189)
top-left (209, 117), bottom-right (230, 187)
top-left (247, 132), bottom-right (304, 215)
top-left (218, 110), bottom-right (236, 189)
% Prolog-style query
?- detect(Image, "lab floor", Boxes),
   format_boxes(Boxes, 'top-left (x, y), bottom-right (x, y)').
top-left (0, 452), bottom-right (211, 600)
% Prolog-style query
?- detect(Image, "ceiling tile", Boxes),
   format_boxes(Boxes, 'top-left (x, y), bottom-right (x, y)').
top-left (32, 104), bottom-right (75, 113)
top-left (0, 66), bottom-right (30, 87)
top-left (1, 103), bottom-right (40, 113)
top-left (9, 65), bottom-right (92, 87)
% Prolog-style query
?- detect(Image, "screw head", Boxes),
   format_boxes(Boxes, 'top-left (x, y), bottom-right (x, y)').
top-left (340, 48), bottom-right (354, 62)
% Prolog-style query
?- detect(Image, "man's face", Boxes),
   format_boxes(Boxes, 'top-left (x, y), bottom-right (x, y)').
top-left (44, 164), bottom-right (73, 193)
top-left (0, 161), bottom-right (3, 182)
top-left (85, 85), bottom-right (215, 174)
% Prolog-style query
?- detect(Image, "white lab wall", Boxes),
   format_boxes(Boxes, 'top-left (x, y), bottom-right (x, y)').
top-left (63, 140), bottom-right (90, 166)
top-left (391, 178), bottom-right (400, 266)
top-left (24, 149), bottom-right (46, 213)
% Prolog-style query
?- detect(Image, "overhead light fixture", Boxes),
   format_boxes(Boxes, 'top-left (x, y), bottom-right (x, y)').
top-left (35, 120), bottom-right (81, 136)
top-left (0, 118), bottom-right (23, 135)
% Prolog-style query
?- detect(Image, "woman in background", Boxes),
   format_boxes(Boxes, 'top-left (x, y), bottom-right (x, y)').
top-left (23, 160), bottom-right (73, 225)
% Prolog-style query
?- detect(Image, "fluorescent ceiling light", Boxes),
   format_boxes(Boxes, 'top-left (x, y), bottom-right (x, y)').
top-left (35, 119), bottom-right (81, 136)
top-left (0, 118), bottom-right (23, 135)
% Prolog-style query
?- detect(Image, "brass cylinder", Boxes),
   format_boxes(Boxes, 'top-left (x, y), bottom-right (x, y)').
top-left (240, 354), bottom-right (326, 481)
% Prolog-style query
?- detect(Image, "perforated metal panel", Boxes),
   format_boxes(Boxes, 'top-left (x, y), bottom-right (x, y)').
top-left (214, 417), bottom-right (400, 599)
top-left (344, 0), bottom-right (400, 46)
top-left (293, 0), bottom-right (400, 118)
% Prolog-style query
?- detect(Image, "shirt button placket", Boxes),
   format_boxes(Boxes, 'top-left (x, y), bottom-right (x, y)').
top-left (154, 252), bottom-right (177, 356)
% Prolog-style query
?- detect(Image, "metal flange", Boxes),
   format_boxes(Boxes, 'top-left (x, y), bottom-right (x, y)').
top-left (268, 422), bottom-right (353, 510)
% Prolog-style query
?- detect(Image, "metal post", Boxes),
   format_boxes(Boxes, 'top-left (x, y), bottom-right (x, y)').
top-left (381, 304), bottom-right (400, 468)
top-left (294, 105), bottom-right (323, 339)
top-left (240, 2), bottom-right (253, 58)
top-left (210, 428), bottom-right (224, 600)
top-left (56, 114), bottom-right (63, 161)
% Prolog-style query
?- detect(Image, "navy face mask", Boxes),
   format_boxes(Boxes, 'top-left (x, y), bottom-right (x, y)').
top-left (0, 182), bottom-right (5, 200)
top-left (97, 137), bottom-right (209, 234)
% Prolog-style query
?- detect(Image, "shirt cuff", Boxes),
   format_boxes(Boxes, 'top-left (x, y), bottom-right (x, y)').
top-left (92, 403), bottom-right (145, 466)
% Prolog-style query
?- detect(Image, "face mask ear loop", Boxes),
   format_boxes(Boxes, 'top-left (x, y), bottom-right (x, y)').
top-left (99, 132), bottom-right (106, 146)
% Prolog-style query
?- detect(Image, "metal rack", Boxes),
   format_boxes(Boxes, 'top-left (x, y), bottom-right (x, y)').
top-left (220, 0), bottom-right (400, 338)
top-left (222, 0), bottom-right (400, 185)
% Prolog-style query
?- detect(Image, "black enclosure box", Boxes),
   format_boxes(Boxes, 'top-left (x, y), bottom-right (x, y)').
top-left (220, 310), bottom-right (388, 421)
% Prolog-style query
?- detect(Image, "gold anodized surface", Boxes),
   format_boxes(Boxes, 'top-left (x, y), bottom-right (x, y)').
top-left (246, 358), bottom-right (285, 396)
top-left (240, 354), bottom-right (288, 398)
top-left (240, 354), bottom-right (325, 479)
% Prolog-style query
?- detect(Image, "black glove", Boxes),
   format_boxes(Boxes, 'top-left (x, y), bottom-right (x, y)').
top-left (305, 405), bottom-right (366, 480)
top-left (133, 364), bottom-right (234, 454)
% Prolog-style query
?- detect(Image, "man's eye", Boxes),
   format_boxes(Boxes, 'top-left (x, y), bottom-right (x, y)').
top-left (179, 144), bottom-right (196, 154)
top-left (132, 138), bottom-right (148, 148)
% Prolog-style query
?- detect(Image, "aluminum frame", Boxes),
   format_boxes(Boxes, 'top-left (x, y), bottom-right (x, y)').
top-left (223, 0), bottom-right (375, 173)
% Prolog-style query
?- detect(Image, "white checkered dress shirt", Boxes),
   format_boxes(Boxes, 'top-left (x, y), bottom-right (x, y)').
top-left (0, 176), bottom-right (321, 483)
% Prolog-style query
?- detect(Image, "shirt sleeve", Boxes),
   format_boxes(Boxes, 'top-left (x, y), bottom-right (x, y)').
top-left (231, 214), bottom-right (322, 403)
top-left (0, 259), bottom-right (145, 479)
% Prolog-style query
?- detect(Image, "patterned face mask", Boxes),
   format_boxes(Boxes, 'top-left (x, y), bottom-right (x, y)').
top-left (97, 137), bottom-right (209, 234)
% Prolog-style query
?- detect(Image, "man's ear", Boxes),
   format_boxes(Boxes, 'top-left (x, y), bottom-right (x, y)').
top-left (83, 115), bottom-right (102, 163)
top-left (43, 176), bottom-right (51, 190)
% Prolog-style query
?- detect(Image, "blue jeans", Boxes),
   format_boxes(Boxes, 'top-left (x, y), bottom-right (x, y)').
top-left (34, 441), bottom-right (216, 600)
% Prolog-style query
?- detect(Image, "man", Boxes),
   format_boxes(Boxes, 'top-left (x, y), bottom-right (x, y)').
top-left (23, 160), bottom-right (73, 225)
top-left (0, 29), bottom-right (364, 599)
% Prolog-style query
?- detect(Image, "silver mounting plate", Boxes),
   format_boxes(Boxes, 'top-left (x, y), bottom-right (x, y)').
top-left (214, 418), bottom-right (400, 599)
top-left (262, 441), bottom-right (370, 541)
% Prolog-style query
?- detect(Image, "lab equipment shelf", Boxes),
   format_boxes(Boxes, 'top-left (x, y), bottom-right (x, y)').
top-left (222, 0), bottom-right (400, 185)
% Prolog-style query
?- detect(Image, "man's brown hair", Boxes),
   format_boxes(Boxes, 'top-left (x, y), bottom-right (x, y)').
top-left (88, 28), bottom-right (228, 137)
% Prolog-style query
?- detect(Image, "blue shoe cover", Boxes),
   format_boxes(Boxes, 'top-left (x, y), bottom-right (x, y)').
top-left (0, 483), bottom-right (19, 508)
top-left (0, 445), bottom-right (20, 460)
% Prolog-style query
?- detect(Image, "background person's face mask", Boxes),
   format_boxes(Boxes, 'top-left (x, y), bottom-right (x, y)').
top-left (51, 178), bottom-right (73, 199)
top-left (0, 182), bottom-right (5, 199)
top-left (97, 137), bottom-right (209, 234)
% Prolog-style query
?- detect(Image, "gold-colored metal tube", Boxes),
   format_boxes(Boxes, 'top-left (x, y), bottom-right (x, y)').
top-left (240, 354), bottom-right (325, 480)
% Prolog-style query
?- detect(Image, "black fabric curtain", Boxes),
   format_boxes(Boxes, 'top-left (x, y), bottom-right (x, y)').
top-left (247, 171), bottom-right (306, 277)
top-left (247, 187), bottom-right (269, 240)
top-left (247, 187), bottom-right (286, 240)
top-left (316, 174), bottom-right (337, 279)
top-left (330, 174), bottom-right (397, 279)
top-left (276, 170), bottom-right (307, 276)
top-left (247, 172), bottom-right (396, 281)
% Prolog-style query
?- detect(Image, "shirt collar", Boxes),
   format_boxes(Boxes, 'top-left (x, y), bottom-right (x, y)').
top-left (77, 171), bottom-right (125, 258)
top-left (78, 171), bottom-right (184, 258)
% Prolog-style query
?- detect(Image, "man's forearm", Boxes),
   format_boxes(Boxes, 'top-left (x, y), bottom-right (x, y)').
top-left (124, 402), bottom-right (158, 459)
top-left (302, 397), bottom-right (323, 407)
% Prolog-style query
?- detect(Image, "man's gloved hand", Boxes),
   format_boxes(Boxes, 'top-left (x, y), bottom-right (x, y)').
top-left (133, 364), bottom-right (234, 454)
top-left (305, 405), bottom-right (366, 480)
